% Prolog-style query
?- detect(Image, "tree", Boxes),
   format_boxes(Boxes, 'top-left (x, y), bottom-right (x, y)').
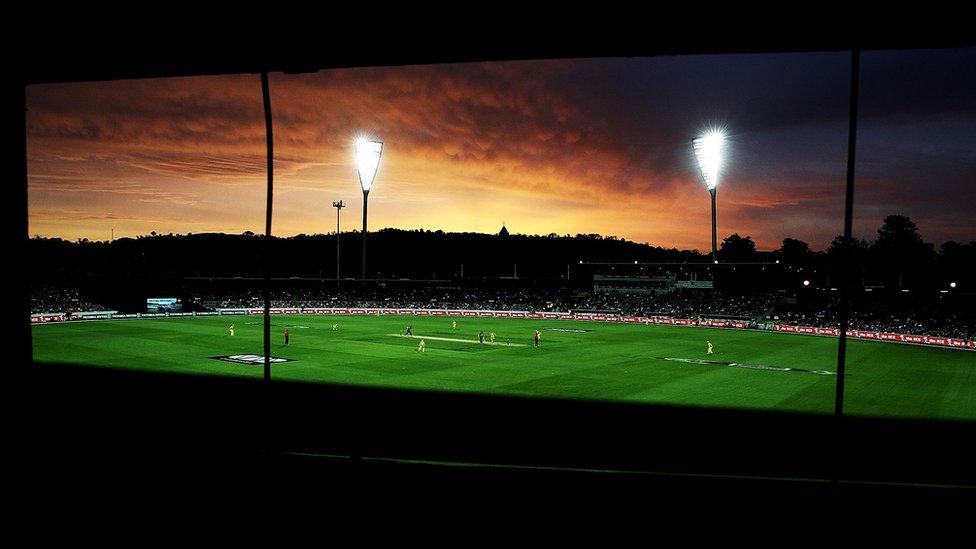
top-left (870, 215), bottom-right (935, 288)
top-left (875, 215), bottom-right (923, 249)
top-left (826, 235), bottom-right (870, 287)
top-left (718, 233), bottom-right (756, 262)
top-left (826, 235), bottom-right (870, 257)
top-left (779, 238), bottom-right (812, 265)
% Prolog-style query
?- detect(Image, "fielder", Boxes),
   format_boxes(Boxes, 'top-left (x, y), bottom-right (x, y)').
top-left (228, 324), bottom-right (235, 337)
top-left (417, 338), bottom-right (426, 353)
top-left (707, 340), bottom-right (714, 355)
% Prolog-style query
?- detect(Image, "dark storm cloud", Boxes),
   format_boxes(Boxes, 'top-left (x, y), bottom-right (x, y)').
top-left (860, 48), bottom-right (976, 121)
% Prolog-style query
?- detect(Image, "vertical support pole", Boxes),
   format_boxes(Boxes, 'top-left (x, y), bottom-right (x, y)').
top-left (261, 71), bottom-right (273, 383)
top-left (835, 50), bottom-right (860, 418)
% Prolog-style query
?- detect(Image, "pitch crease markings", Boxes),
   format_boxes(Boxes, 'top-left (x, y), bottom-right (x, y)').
top-left (388, 334), bottom-right (528, 347)
top-left (656, 357), bottom-right (837, 376)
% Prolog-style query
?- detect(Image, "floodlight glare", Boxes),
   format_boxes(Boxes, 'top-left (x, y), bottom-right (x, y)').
top-left (355, 137), bottom-right (384, 279)
top-left (693, 129), bottom-right (727, 263)
top-left (950, 282), bottom-right (957, 288)
top-left (803, 280), bottom-right (811, 287)
top-left (693, 131), bottom-right (726, 191)
top-left (355, 138), bottom-right (383, 192)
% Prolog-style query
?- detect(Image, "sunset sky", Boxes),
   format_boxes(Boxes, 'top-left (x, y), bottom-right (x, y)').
top-left (26, 48), bottom-right (976, 251)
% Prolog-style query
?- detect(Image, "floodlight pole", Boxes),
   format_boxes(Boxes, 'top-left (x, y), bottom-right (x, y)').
top-left (710, 187), bottom-right (717, 262)
top-left (361, 189), bottom-right (369, 280)
top-left (333, 200), bottom-right (345, 289)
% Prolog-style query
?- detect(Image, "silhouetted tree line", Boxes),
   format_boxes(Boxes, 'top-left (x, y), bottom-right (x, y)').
top-left (27, 215), bottom-right (973, 297)
top-left (712, 215), bottom-right (972, 291)
top-left (28, 228), bottom-right (707, 283)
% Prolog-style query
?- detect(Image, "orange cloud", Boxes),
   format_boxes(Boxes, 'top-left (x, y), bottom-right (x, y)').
top-left (26, 60), bottom-right (857, 250)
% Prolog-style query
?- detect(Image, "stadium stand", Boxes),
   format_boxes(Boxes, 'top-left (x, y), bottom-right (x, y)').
top-left (33, 283), bottom-right (975, 340)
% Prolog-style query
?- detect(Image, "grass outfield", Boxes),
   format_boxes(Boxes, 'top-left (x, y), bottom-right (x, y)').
top-left (31, 314), bottom-right (976, 420)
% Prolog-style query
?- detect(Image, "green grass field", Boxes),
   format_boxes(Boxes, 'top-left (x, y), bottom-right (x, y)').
top-left (31, 314), bottom-right (976, 420)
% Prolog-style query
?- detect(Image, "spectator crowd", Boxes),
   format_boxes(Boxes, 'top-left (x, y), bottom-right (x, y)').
top-left (32, 284), bottom-right (975, 340)
top-left (30, 285), bottom-right (109, 314)
top-left (193, 286), bottom-right (775, 320)
top-left (779, 296), bottom-right (975, 340)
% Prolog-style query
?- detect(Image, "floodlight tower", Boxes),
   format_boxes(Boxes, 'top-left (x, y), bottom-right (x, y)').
top-left (693, 130), bottom-right (727, 263)
top-left (355, 138), bottom-right (383, 280)
top-left (332, 200), bottom-right (345, 288)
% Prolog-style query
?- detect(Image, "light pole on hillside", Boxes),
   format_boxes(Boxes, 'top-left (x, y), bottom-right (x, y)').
top-left (332, 200), bottom-right (345, 289)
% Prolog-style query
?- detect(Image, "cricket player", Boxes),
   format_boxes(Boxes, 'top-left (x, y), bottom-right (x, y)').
top-left (479, 330), bottom-right (485, 344)
top-left (707, 340), bottom-right (714, 355)
top-left (489, 332), bottom-right (496, 343)
top-left (405, 325), bottom-right (414, 336)
top-left (228, 324), bottom-right (235, 337)
top-left (452, 320), bottom-right (457, 330)
top-left (417, 339), bottom-right (426, 353)
top-left (284, 329), bottom-right (290, 346)
top-left (534, 330), bottom-right (541, 348)
top-left (332, 323), bottom-right (339, 331)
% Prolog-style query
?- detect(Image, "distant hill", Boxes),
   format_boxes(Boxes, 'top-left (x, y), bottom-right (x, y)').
top-left (27, 229), bottom-right (710, 282)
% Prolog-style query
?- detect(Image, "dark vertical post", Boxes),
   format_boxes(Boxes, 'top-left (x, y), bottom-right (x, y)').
top-left (835, 50), bottom-right (859, 418)
top-left (361, 190), bottom-right (369, 280)
top-left (16, 81), bottom-right (31, 371)
top-left (710, 188), bottom-right (718, 262)
top-left (261, 72), bottom-right (273, 382)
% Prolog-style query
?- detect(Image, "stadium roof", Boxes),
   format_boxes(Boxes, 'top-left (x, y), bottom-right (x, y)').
top-left (11, 20), bottom-right (973, 85)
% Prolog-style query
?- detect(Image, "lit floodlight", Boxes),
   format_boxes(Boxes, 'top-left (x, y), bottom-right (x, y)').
top-left (355, 138), bottom-right (383, 192)
top-left (693, 130), bottom-right (726, 190)
top-left (950, 282), bottom-right (957, 288)
top-left (694, 129), bottom-right (727, 263)
top-left (803, 280), bottom-right (810, 287)
top-left (355, 137), bottom-right (383, 280)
